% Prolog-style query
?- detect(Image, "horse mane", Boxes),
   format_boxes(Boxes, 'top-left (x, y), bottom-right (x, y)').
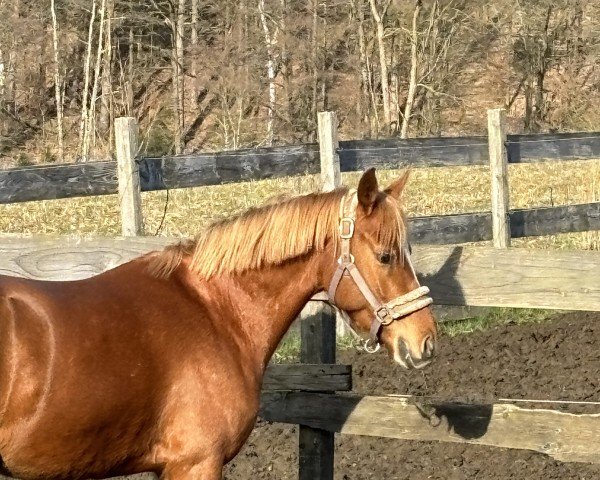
top-left (147, 240), bottom-right (196, 279)
top-left (148, 185), bottom-right (406, 279)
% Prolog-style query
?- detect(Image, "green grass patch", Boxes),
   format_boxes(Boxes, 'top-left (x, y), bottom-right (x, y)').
top-left (272, 329), bottom-right (360, 363)
top-left (272, 332), bottom-right (301, 363)
top-left (440, 307), bottom-right (558, 337)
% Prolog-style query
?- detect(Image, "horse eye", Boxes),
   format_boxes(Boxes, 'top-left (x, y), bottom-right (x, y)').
top-left (378, 252), bottom-right (392, 264)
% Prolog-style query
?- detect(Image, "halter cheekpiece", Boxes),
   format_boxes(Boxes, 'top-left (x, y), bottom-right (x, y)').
top-left (327, 189), bottom-right (433, 353)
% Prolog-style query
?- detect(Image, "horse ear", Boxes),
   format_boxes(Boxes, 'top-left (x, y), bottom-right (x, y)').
top-left (384, 170), bottom-right (410, 200)
top-left (357, 167), bottom-right (379, 215)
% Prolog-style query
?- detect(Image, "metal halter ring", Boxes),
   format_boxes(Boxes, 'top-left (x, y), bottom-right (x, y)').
top-left (363, 338), bottom-right (381, 354)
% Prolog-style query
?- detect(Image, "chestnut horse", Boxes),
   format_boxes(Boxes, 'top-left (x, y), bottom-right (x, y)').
top-left (0, 168), bottom-right (436, 479)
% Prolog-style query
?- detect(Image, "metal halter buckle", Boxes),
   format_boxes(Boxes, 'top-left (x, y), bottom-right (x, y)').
top-left (339, 217), bottom-right (355, 239)
top-left (375, 306), bottom-right (394, 325)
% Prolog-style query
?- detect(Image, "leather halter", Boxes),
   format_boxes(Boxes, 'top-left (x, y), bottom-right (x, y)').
top-left (327, 190), bottom-right (433, 352)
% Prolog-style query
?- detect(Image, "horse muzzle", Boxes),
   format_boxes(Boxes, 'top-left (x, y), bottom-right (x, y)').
top-left (394, 335), bottom-right (436, 370)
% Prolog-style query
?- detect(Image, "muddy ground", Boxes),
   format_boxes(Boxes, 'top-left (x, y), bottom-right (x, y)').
top-left (225, 312), bottom-right (600, 480)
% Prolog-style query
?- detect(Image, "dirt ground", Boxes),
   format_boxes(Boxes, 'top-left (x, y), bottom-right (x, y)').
top-left (225, 311), bottom-right (600, 480)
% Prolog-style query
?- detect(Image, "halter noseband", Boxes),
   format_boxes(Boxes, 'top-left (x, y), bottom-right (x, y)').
top-left (327, 190), bottom-right (433, 353)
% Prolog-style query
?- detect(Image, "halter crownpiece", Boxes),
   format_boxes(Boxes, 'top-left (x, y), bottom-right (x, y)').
top-left (327, 189), bottom-right (433, 353)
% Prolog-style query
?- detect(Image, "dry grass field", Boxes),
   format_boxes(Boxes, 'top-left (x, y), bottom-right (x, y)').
top-left (0, 159), bottom-right (598, 250)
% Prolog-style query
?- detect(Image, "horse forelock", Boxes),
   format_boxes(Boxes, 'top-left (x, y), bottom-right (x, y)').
top-left (376, 194), bottom-right (408, 257)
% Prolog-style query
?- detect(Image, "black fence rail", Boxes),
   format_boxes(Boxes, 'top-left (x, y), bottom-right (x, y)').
top-left (1, 132), bottom-right (599, 205)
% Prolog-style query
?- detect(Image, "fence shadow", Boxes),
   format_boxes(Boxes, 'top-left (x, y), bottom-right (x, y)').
top-left (416, 246), bottom-right (494, 438)
top-left (419, 244), bottom-right (466, 310)
top-left (414, 400), bottom-right (493, 440)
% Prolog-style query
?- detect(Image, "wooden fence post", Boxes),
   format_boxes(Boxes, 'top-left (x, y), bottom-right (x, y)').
top-left (316, 111), bottom-right (348, 338)
top-left (487, 108), bottom-right (510, 248)
top-left (317, 111), bottom-right (341, 192)
top-left (296, 111), bottom-right (341, 480)
top-left (115, 117), bottom-right (144, 236)
top-left (299, 302), bottom-right (336, 480)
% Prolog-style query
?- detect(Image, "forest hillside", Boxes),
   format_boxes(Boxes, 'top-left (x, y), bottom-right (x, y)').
top-left (0, 0), bottom-right (598, 165)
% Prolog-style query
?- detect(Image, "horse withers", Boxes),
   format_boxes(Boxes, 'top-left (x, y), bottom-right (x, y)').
top-left (0, 168), bottom-right (436, 479)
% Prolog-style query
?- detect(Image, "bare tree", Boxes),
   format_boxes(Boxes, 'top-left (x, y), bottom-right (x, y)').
top-left (513, 4), bottom-right (554, 132)
top-left (0, 0), bottom-right (599, 160)
top-left (171, 0), bottom-right (186, 154)
top-left (50, 0), bottom-right (64, 159)
top-left (99, 0), bottom-right (115, 147)
top-left (400, 0), bottom-right (422, 138)
top-left (0, 49), bottom-right (5, 112)
top-left (190, 0), bottom-right (199, 104)
top-left (258, 0), bottom-right (279, 146)
top-left (310, 0), bottom-right (319, 133)
top-left (4, 0), bottom-right (20, 116)
top-left (368, 0), bottom-right (392, 132)
top-left (78, 0), bottom-right (97, 161)
top-left (82, 0), bottom-right (107, 161)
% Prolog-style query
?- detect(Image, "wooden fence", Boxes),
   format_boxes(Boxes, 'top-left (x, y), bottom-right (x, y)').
top-left (0, 235), bottom-right (599, 476)
top-left (1, 110), bottom-right (600, 478)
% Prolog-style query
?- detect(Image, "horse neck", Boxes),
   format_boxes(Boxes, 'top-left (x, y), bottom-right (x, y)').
top-left (195, 251), bottom-right (326, 371)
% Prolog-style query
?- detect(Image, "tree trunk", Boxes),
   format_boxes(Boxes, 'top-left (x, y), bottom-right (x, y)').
top-left (99, 0), bottom-right (115, 147)
top-left (0, 50), bottom-right (5, 118)
top-left (280, 0), bottom-right (291, 126)
top-left (369, 0), bottom-right (392, 132)
top-left (83, 0), bottom-right (107, 161)
top-left (38, 30), bottom-right (47, 117)
top-left (5, 49), bottom-right (15, 114)
top-left (532, 5), bottom-right (553, 132)
top-left (3, 0), bottom-right (21, 114)
top-left (310, 0), bottom-right (319, 139)
top-left (5, 0), bottom-right (20, 116)
top-left (177, 0), bottom-right (185, 138)
top-left (524, 79), bottom-right (534, 132)
top-left (259, 0), bottom-right (278, 146)
top-left (78, 0), bottom-right (97, 161)
top-left (191, 0), bottom-right (199, 104)
top-left (50, 0), bottom-right (64, 160)
top-left (400, 0), bottom-right (421, 139)
top-left (127, 26), bottom-right (134, 115)
top-left (389, 33), bottom-right (400, 132)
top-left (354, 0), bottom-right (372, 135)
top-left (172, 0), bottom-right (186, 154)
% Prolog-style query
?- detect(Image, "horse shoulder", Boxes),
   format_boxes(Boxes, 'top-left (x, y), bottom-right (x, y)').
top-left (0, 277), bottom-right (55, 457)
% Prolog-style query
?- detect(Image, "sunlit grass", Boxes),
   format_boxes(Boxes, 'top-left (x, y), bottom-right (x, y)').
top-left (0, 159), bottom-right (598, 251)
top-left (271, 332), bottom-right (302, 364)
top-left (271, 327), bottom-right (366, 364)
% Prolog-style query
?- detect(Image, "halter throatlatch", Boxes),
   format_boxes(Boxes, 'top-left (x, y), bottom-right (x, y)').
top-left (327, 190), bottom-right (433, 353)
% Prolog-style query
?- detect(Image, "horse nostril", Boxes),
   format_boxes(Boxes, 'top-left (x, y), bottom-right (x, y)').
top-left (422, 336), bottom-right (435, 359)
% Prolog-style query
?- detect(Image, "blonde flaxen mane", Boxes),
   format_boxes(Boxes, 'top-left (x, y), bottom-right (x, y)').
top-left (149, 186), bottom-right (406, 279)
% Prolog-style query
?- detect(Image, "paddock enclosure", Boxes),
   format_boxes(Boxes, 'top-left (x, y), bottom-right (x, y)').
top-left (0, 110), bottom-right (599, 479)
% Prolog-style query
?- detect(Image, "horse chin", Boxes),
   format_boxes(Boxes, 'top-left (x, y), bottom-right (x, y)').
top-left (392, 350), bottom-right (411, 369)
top-left (392, 350), bottom-right (433, 370)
